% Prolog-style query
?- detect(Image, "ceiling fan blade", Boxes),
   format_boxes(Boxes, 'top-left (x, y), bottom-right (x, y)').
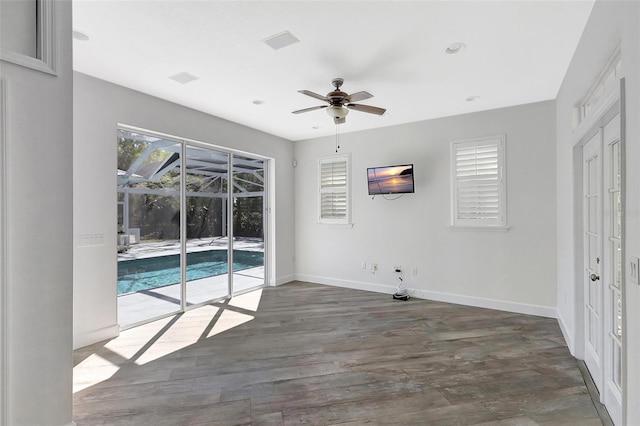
top-left (334, 116), bottom-right (346, 125)
top-left (348, 91), bottom-right (373, 102)
top-left (346, 103), bottom-right (386, 115)
top-left (298, 90), bottom-right (328, 102)
top-left (292, 105), bottom-right (328, 114)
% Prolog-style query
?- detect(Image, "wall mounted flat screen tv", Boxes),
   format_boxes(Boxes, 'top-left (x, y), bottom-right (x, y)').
top-left (367, 164), bottom-right (414, 195)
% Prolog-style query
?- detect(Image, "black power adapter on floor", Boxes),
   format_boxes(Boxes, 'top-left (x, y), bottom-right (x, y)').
top-left (393, 267), bottom-right (409, 300)
top-left (392, 293), bottom-right (409, 301)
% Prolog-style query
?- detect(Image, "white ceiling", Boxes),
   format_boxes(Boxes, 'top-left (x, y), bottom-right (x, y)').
top-left (73, 1), bottom-right (594, 142)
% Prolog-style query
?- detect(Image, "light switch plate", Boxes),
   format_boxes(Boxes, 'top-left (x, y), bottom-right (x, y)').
top-left (630, 257), bottom-right (640, 284)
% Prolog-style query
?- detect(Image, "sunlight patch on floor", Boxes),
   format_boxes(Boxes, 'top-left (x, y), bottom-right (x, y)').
top-left (207, 309), bottom-right (254, 338)
top-left (73, 289), bottom-right (265, 390)
top-left (135, 305), bottom-right (221, 365)
top-left (229, 288), bottom-right (263, 312)
top-left (73, 353), bottom-right (121, 393)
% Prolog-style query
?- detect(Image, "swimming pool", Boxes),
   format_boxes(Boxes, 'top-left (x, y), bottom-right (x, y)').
top-left (117, 250), bottom-right (263, 295)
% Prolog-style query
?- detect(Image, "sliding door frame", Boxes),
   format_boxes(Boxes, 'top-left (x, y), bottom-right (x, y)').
top-left (117, 124), bottom-right (272, 327)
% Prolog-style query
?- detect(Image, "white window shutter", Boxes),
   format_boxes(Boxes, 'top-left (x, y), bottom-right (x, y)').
top-left (451, 136), bottom-right (506, 227)
top-left (318, 155), bottom-right (350, 224)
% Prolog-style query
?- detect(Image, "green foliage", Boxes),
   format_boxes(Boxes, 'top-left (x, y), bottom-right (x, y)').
top-left (117, 138), bottom-right (148, 171)
top-left (233, 196), bottom-right (263, 238)
top-left (186, 197), bottom-right (222, 239)
top-left (119, 138), bottom-right (264, 241)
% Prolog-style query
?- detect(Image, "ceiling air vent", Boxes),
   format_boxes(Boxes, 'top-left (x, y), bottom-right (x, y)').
top-left (263, 30), bottom-right (299, 50)
top-left (168, 72), bottom-right (200, 84)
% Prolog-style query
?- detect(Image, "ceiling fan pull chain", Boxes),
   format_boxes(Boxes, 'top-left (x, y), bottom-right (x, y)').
top-left (335, 124), bottom-right (340, 152)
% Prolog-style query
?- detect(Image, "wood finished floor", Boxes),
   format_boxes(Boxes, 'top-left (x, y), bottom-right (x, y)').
top-left (73, 282), bottom-right (602, 425)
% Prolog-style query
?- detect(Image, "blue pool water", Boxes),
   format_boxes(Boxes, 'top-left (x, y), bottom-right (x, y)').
top-left (117, 250), bottom-right (263, 295)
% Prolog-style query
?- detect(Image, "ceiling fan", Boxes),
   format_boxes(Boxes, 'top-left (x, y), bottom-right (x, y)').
top-left (292, 78), bottom-right (386, 124)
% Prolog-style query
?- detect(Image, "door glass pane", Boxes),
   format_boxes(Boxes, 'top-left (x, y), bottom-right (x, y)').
top-left (613, 240), bottom-right (621, 289)
top-left (614, 342), bottom-right (622, 388)
top-left (589, 235), bottom-right (598, 271)
top-left (614, 191), bottom-right (621, 238)
top-left (614, 290), bottom-right (622, 339)
top-left (612, 141), bottom-right (620, 189)
top-left (185, 146), bottom-right (230, 305)
top-left (589, 278), bottom-right (598, 310)
top-left (589, 158), bottom-right (598, 194)
top-left (232, 154), bottom-right (265, 294)
top-left (589, 197), bottom-right (597, 232)
top-left (0, 0), bottom-right (37, 57)
top-left (589, 312), bottom-right (598, 350)
top-left (117, 130), bottom-right (182, 327)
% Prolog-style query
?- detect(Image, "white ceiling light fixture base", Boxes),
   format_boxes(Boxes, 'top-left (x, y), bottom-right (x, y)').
top-left (445, 42), bottom-right (466, 54)
top-left (72, 29), bottom-right (90, 41)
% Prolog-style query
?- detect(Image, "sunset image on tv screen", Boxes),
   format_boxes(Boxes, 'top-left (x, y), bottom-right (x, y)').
top-left (367, 165), bottom-right (414, 195)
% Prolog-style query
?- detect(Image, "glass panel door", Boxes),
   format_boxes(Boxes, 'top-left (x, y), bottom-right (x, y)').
top-left (231, 154), bottom-right (265, 294)
top-left (185, 145), bottom-right (230, 306)
top-left (117, 130), bottom-right (183, 327)
top-left (117, 130), bottom-right (269, 327)
top-left (603, 114), bottom-right (623, 425)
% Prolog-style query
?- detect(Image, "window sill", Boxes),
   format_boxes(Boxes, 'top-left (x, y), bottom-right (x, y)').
top-left (317, 223), bottom-right (354, 229)
top-left (449, 225), bottom-right (510, 232)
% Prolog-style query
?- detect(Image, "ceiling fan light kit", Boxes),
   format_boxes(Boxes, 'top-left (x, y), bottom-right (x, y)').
top-left (327, 105), bottom-right (349, 119)
top-left (293, 77), bottom-right (386, 125)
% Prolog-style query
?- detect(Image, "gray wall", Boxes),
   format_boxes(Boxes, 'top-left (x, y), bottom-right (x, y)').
top-left (294, 101), bottom-right (557, 316)
top-left (73, 72), bottom-right (295, 349)
top-left (1, 1), bottom-right (73, 425)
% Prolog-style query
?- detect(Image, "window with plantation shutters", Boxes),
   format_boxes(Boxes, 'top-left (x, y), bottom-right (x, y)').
top-left (318, 154), bottom-right (350, 225)
top-left (451, 136), bottom-right (507, 228)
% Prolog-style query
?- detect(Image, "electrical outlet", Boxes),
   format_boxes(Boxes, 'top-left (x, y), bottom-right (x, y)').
top-left (393, 265), bottom-right (402, 272)
top-left (371, 263), bottom-right (378, 273)
top-left (412, 266), bottom-right (418, 276)
top-left (361, 261), bottom-right (367, 269)
top-left (630, 257), bottom-right (640, 284)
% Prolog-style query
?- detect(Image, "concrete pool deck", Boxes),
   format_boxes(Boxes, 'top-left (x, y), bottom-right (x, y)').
top-left (118, 236), bottom-right (264, 260)
top-left (118, 237), bottom-right (265, 327)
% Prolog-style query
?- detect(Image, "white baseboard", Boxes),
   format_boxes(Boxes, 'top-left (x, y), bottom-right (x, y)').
top-left (295, 274), bottom-right (397, 295)
top-left (275, 274), bottom-right (295, 286)
top-left (295, 274), bottom-right (557, 318)
top-left (557, 311), bottom-right (575, 355)
top-left (73, 324), bottom-right (120, 350)
top-left (410, 288), bottom-right (557, 318)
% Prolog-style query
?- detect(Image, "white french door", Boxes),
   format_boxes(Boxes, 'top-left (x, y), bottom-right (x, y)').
top-left (602, 113), bottom-right (623, 425)
top-left (582, 111), bottom-right (623, 426)
top-left (583, 130), bottom-right (604, 392)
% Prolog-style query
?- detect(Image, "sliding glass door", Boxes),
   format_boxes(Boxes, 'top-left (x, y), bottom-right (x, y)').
top-left (185, 146), bottom-right (230, 306)
top-left (117, 129), bottom-right (267, 328)
top-left (232, 154), bottom-right (265, 295)
top-left (117, 130), bottom-right (183, 327)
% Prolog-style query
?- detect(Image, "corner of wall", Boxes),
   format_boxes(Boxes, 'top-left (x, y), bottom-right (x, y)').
top-left (556, 309), bottom-right (575, 356)
top-left (73, 324), bottom-right (120, 350)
